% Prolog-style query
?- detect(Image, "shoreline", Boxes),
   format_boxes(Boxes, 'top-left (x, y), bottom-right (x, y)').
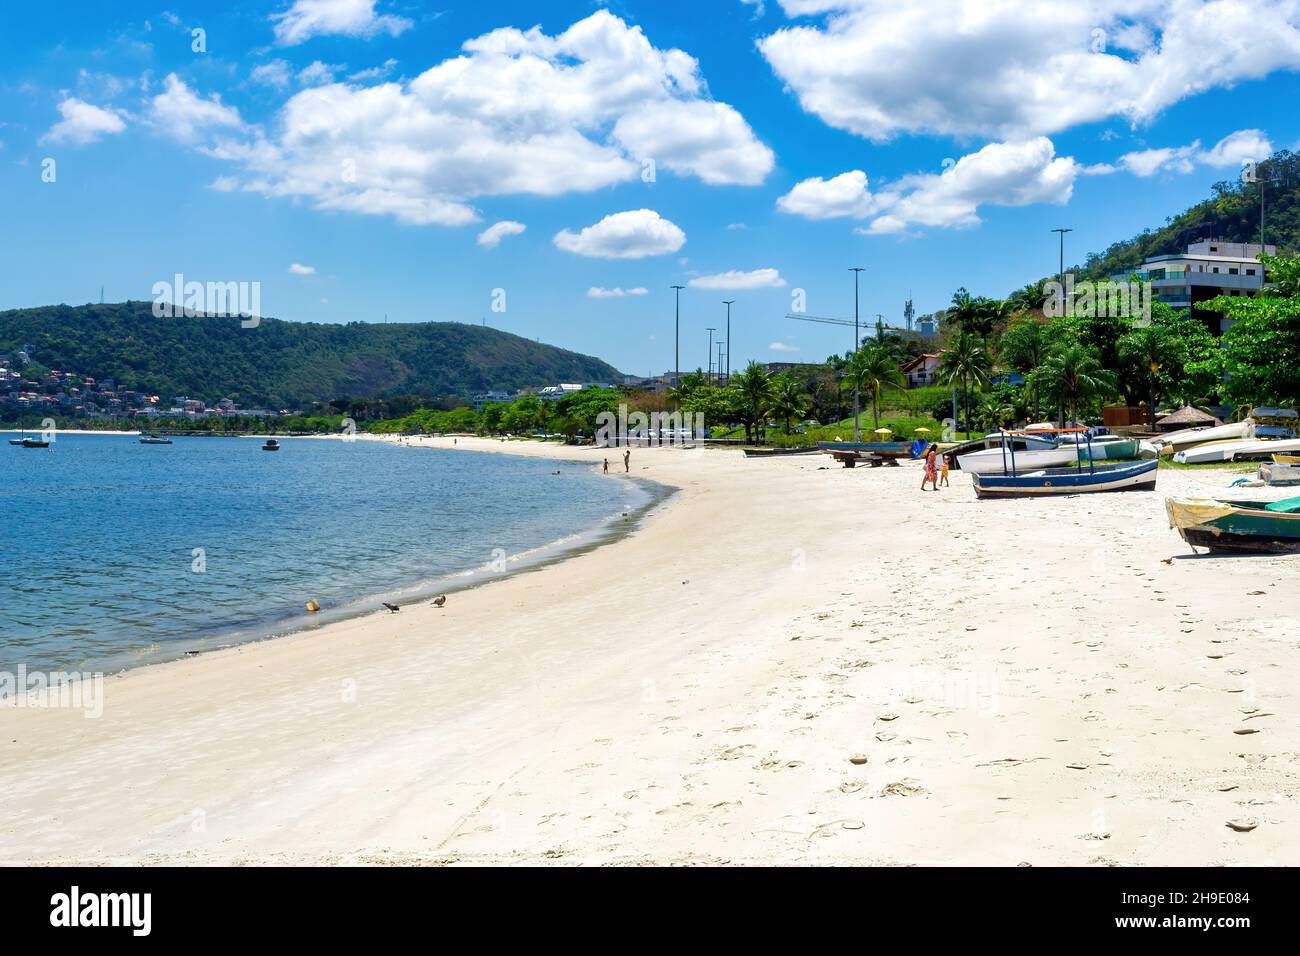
top-left (3, 442), bottom-right (1297, 866)
top-left (21, 433), bottom-right (679, 676)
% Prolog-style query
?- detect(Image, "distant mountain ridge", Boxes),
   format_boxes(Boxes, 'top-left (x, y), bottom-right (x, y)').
top-left (0, 302), bottom-right (623, 409)
top-left (1079, 149), bottom-right (1299, 280)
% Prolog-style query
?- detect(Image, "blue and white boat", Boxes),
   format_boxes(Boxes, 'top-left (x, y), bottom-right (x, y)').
top-left (968, 428), bottom-right (1158, 498)
top-left (973, 458), bottom-right (1158, 499)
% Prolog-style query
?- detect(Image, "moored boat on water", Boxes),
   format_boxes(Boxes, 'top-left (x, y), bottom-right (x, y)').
top-left (1166, 495), bottom-right (1300, 553)
top-left (138, 433), bottom-right (173, 445)
top-left (262, 439), bottom-right (281, 451)
top-left (973, 458), bottom-right (1158, 498)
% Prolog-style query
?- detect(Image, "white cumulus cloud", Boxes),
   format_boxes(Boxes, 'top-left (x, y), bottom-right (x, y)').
top-left (777, 169), bottom-right (874, 219)
top-left (43, 97), bottom-right (127, 146)
top-left (758, 0), bottom-right (1300, 141)
top-left (689, 268), bottom-right (787, 289)
top-left (769, 341), bottom-right (800, 352)
top-left (477, 220), bottom-right (526, 248)
top-left (588, 286), bottom-right (649, 298)
top-left (272, 0), bottom-right (412, 46)
top-left (1100, 128), bottom-right (1276, 177)
top-left (149, 74), bottom-right (243, 142)
top-left (782, 139), bottom-right (1077, 233)
top-left (289, 262), bottom-right (316, 274)
top-left (554, 209), bottom-right (685, 259)
top-left (180, 11), bottom-right (771, 227)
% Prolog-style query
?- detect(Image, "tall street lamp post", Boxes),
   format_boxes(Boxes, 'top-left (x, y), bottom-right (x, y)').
top-left (849, 267), bottom-right (864, 443)
top-left (670, 285), bottom-right (685, 407)
top-left (722, 300), bottom-right (734, 383)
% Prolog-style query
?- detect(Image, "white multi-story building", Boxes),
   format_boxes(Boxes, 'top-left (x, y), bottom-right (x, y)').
top-left (1113, 239), bottom-right (1275, 334)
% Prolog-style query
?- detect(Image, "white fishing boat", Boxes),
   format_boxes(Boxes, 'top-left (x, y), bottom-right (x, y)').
top-left (1153, 419), bottom-right (1253, 454)
top-left (956, 444), bottom-right (1079, 475)
top-left (1173, 437), bottom-right (1300, 464)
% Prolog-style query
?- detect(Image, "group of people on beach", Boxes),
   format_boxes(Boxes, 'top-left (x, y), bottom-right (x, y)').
top-left (603, 449), bottom-right (631, 474)
top-left (920, 444), bottom-right (949, 491)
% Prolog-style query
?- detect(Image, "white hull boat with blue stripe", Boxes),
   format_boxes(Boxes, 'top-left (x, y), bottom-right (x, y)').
top-left (972, 458), bottom-right (1159, 499)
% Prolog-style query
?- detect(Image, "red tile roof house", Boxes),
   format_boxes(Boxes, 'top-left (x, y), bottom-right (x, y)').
top-left (901, 353), bottom-right (942, 387)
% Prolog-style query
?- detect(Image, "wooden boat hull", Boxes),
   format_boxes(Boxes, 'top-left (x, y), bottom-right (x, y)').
top-left (1274, 454), bottom-right (1300, 465)
top-left (1075, 438), bottom-right (1140, 461)
top-left (1173, 438), bottom-right (1300, 464)
top-left (743, 447), bottom-right (820, 458)
top-left (817, 441), bottom-right (912, 459)
top-left (1154, 421), bottom-right (1252, 453)
top-left (957, 446), bottom-right (1079, 475)
top-left (1260, 462), bottom-right (1300, 486)
top-left (1167, 496), bottom-right (1300, 553)
top-left (943, 434), bottom-right (1056, 467)
top-left (973, 459), bottom-right (1158, 499)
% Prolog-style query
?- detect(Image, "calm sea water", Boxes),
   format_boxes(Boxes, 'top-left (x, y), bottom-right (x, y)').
top-left (0, 435), bottom-right (649, 672)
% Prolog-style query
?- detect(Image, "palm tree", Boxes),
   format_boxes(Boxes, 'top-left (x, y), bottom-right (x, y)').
top-left (824, 352), bottom-right (849, 422)
top-left (1005, 280), bottom-right (1049, 317)
top-left (998, 317), bottom-right (1053, 421)
top-left (730, 361), bottom-right (773, 444)
top-left (1031, 344), bottom-right (1117, 427)
top-left (939, 332), bottom-right (992, 438)
top-left (946, 288), bottom-right (1000, 339)
top-left (768, 372), bottom-right (809, 434)
top-left (846, 345), bottom-right (906, 432)
top-left (1118, 325), bottom-right (1187, 426)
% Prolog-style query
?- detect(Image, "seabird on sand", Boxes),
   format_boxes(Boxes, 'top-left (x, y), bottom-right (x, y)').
top-left (433, 595), bottom-right (447, 608)
top-left (382, 602), bottom-right (401, 613)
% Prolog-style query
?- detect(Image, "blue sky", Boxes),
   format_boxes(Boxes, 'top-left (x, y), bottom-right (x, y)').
top-left (2, 0), bottom-right (1299, 377)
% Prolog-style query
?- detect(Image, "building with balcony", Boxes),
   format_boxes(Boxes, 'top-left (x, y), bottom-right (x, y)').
top-left (1113, 239), bottom-right (1275, 335)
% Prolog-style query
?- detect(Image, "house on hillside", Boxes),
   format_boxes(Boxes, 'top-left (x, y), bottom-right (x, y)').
top-left (901, 353), bottom-right (942, 388)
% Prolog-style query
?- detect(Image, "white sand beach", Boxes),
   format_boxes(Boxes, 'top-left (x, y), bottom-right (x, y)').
top-left (2, 437), bottom-right (1296, 866)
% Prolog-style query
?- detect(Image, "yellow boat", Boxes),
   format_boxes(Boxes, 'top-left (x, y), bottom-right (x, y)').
top-left (1274, 453), bottom-right (1300, 465)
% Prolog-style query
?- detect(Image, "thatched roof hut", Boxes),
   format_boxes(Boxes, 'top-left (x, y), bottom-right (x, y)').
top-left (1155, 405), bottom-right (1222, 431)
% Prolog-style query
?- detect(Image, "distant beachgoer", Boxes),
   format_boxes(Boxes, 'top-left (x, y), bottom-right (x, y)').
top-left (921, 445), bottom-right (938, 491)
top-left (623, 449), bottom-right (631, 473)
top-left (603, 458), bottom-right (609, 474)
top-left (939, 454), bottom-right (950, 487)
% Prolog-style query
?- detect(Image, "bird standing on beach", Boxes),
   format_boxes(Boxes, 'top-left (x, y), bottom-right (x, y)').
top-left (383, 602), bottom-right (401, 613)
top-left (433, 595), bottom-right (446, 608)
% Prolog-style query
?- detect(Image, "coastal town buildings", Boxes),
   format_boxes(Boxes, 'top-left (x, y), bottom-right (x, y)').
top-left (1111, 239), bottom-right (1276, 335)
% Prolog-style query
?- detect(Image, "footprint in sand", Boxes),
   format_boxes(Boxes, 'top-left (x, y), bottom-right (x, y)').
top-left (879, 780), bottom-right (926, 797)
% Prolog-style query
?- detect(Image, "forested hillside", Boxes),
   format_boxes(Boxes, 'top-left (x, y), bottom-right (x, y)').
top-left (0, 302), bottom-right (622, 408)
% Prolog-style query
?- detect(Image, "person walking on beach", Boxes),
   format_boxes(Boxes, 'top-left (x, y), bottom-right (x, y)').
top-left (921, 444), bottom-right (939, 491)
top-left (603, 458), bottom-right (609, 474)
top-left (939, 453), bottom-right (950, 488)
top-left (623, 449), bottom-right (631, 473)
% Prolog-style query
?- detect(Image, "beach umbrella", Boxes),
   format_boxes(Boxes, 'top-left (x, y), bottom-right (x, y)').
top-left (873, 427), bottom-right (892, 436)
top-left (914, 427), bottom-right (931, 435)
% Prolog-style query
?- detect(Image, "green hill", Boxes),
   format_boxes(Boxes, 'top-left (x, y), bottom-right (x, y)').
top-left (0, 302), bottom-right (623, 409)
top-left (1080, 149), bottom-right (1299, 279)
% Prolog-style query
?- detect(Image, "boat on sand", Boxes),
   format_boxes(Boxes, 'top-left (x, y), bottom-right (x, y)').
top-left (973, 459), bottom-right (1157, 498)
top-left (1259, 460), bottom-right (1300, 486)
top-left (1167, 495), bottom-right (1300, 553)
top-left (1173, 437), bottom-right (1300, 464)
